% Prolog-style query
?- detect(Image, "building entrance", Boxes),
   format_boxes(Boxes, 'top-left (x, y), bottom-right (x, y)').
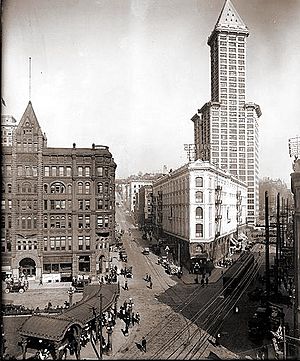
top-left (19, 258), bottom-right (36, 277)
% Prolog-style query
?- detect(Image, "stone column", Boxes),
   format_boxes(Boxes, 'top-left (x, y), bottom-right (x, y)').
top-left (291, 159), bottom-right (300, 358)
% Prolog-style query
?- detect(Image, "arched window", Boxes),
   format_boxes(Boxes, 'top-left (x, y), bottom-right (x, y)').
top-left (195, 191), bottom-right (203, 203)
top-left (7, 184), bottom-right (12, 193)
top-left (67, 184), bottom-right (72, 194)
top-left (97, 182), bottom-right (103, 193)
top-left (78, 182), bottom-right (83, 194)
top-left (44, 184), bottom-right (48, 193)
top-left (27, 216), bottom-right (32, 229)
top-left (195, 223), bottom-right (203, 237)
top-left (21, 217), bottom-right (26, 229)
top-left (33, 216), bottom-right (37, 228)
top-left (97, 199), bottom-right (103, 210)
top-left (196, 207), bottom-right (203, 219)
top-left (85, 182), bottom-right (90, 194)
top-left (195, 177), bottom-right (203, 187)
top-left (50, 182), bottom-right (66, 194)
top-left (104, 183), bottom-right (109, 193)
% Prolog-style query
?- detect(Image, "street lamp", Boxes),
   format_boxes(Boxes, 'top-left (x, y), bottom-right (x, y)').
top-left (128, 298), bottom-right (134, 327)
top-left (68, 286), bottom-right (74, 306)
top-left (106, 317), bottom-right (114, 355)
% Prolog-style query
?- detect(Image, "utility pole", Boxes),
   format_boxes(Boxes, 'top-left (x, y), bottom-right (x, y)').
top-left (290, 137), bottom-right (300, 359)
top-left (275, 193), bottom-right (280, 295)
top-left (283, 325), bottom-right (287, 360)
top-left (265, 191), bottom-right (270, 299)
top-left (99, 293), bottom-right (103, 360)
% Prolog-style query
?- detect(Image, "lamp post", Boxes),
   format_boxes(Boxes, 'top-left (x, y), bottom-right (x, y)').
top-left (68, 286), bottom-right (74, 306)
top-left (128, 297), bottom-right (134, 327)
top-left (106, 317), bottom-right (114, 355)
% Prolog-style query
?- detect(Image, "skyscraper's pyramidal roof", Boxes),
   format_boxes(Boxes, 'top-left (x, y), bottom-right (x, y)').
top-left (215, 0), bottom-right (248, 32)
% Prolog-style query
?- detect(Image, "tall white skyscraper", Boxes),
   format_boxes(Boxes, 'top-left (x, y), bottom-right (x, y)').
top-left (192, 0), bottom-right (261, 225)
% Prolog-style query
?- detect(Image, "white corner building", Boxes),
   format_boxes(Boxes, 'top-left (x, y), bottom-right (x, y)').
top-left (152, 160), bottom-right (247, 269)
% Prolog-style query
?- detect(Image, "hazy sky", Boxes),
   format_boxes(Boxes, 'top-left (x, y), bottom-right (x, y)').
top-left (2, 0), bottom-right (300, 185)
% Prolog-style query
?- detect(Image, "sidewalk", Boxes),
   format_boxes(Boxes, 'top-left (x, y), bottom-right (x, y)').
top-left (180, 252), bottom-right (241, 285)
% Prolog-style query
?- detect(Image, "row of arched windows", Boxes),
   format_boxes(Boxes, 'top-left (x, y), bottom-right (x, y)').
top-left (195, 177), bottom-right (203, 187)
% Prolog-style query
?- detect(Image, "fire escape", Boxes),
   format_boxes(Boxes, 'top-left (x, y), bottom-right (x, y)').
top-left (212, 185), bottom-right (222, 262)
top-left (236, 190), bottom-right (242, 239)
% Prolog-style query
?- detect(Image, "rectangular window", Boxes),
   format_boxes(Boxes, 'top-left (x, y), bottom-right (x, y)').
top-left (66, 167), bottom-right (72, 177)
top-left (44, 166), bottom-right (50, 176)
top-left (61, 236), bottom-right (66, 251)
top-left (78, 236), bottom-right (83, 250)
top-left (51, 166), bottom-right (57, 177)
top-left (59, 166), bottom-right (64, 176)
top-left (85, 236), bottom-right (90, 250)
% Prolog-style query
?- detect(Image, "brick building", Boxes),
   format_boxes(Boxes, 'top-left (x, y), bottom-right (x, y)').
top-left (1, 101), bottom-right (117, 282)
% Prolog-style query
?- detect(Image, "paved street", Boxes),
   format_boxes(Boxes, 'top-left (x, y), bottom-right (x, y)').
top-left (3, 202), bottom-right (241, 360)
top-left (3, 203), bottom-right (288, 360)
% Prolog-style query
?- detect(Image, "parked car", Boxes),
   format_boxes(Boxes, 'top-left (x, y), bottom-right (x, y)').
top-left (158, 255), bottom-right (168, 265)
top-left (142, 247), bottom-right (150, 255)
top-left (166, 263), bottom-right (181, 275)
top-left (71, 278), bottom-right (90, 292)
top-left (4, 280), bottom-right (26, 294)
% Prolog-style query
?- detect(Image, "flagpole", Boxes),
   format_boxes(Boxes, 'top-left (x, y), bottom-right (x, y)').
top-left (29, 57), bottom-right (32, 101)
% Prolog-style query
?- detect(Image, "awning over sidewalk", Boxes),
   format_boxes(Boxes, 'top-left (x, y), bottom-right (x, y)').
top-left (19, 283), bottom-right (120, 342)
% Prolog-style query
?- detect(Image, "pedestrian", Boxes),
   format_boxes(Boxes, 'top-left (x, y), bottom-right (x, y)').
top-left (234, 306), bottom-right (239, 314)
top-left (145, 274), bottom-right (149, 282)
top-left (201, 278), bottom-right (204, 287)
top-left (132, 312), bottom-right (135, 326)
top-left (135, 312), bottom-right (140, 324)
top-left (141, 337), bottom-right (147, 352)
top-left (148, 275), bottom-right (152, 283)
top-left (149, 280), bottom-right (153, 289)
top-left (124, 280), bottom-right (128, 290)
top-left (205, 277), bottom-right (209, 285)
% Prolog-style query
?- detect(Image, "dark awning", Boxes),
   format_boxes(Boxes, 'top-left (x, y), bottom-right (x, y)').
top-left (19, 283), bottom-right (119, 342)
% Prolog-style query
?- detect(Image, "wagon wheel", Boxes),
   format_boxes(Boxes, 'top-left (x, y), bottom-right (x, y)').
top-left (19, 288), bottom-right (24, 294)
top-left (4, 288), bottom-right (10, 293)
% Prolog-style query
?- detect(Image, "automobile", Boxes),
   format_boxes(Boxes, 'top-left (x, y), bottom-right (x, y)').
top-left (71, 278), bottom-right (90, 292)
top-left (142, 247), bottom-right (150, 255)
top-left (121, 266), bottom-right (133, 278)
top-left (166, 263), bottom-right (181, 275)
top-left (4, 281), bottom-right (26, 294)
top-left (119, 250), bottom-right (128, 262)
top-left (158, 255), bottom-right (168, 265)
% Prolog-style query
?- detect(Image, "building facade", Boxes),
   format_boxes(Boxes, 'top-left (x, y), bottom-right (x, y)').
top-left (1, 115), bottom-right (18, 146)
top-left (136, 185), bottom-right (153, 231)
top-left (129, 180), bottom-right (153, 212)
top-left (1, 102), bottom-right (117, 282)
top-left (192, 0), bottom-right (261, 225)
top-left (152, 160), bottom-right (247, 268)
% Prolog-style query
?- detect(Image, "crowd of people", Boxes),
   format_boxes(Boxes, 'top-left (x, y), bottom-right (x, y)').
top-left (117, 299), bottom-right (140, 336)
